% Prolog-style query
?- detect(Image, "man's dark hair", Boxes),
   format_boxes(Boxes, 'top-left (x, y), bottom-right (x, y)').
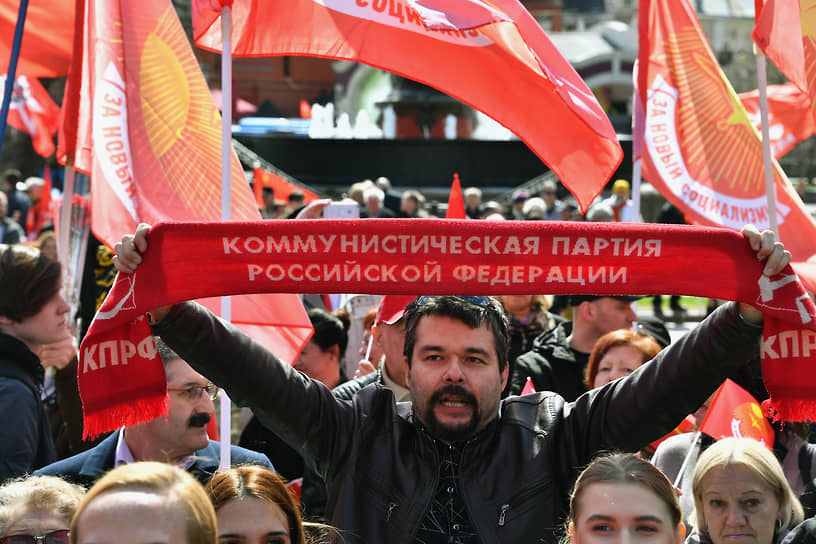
top-left (0, 244), bottom-right (62, 322)
top-left (2, 168), bottom-right (22, 185)
top-left (308, 307), bottom-right (349, 356)
top-left (402, 296), bottom-right (510, 372)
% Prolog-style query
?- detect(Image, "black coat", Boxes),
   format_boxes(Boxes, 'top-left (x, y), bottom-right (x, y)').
top-left (0, 333), bottom-right (56, 481)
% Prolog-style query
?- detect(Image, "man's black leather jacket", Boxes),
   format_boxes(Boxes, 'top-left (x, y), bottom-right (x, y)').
top-left (154, 302), bottom-right (762, 543)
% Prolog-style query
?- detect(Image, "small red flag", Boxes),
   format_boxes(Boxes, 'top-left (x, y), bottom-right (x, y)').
top-left (739, 83), bottom-right (816, 158)
top-left (253, 167), bottom-right (319, 206)
top-left (1, 74), bottom-right (60, 158)
top-left (191, 0), bottom-right (622, 212)
top-left (521, 377), bottom-right (536, 396)
top-left (700, 379), bottom-right (774, 449)
top-left (445, 173), bottom-right (466, 219)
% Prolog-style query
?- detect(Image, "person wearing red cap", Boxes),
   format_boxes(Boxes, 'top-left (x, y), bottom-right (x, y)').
top-left (334, 295), bottom-right (415, 403)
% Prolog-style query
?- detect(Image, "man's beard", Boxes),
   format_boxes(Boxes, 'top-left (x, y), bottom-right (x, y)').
top-left (422, 385), bottom-right (480, 443)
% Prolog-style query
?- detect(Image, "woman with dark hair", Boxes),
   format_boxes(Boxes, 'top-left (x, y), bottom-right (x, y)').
top-left (585, 329), bottom-right (662, 389)
top-left (205, 465), bottom-right (322, 544)
top-left (567, 453), bottom-right (685, 544)
top-left (0, 244), bottom-right (70, 480)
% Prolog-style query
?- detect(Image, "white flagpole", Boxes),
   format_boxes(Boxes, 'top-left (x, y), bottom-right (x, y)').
top-left (219, 5), bottom-right (233, 471)
top-left (673, 430), bottom-right (701, 488)
top-left (755, 46), bottom-right (778, 236)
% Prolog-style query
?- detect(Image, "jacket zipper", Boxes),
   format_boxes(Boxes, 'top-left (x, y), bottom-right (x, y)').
top-left (496, 480), bottom-right (551, 527)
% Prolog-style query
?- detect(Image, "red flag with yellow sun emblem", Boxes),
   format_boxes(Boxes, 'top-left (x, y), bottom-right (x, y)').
top-left (62, 0), bottom-right (313, 372)
top-left (637, 0), bottom-right (816, 288)
top-left (699, 379), bottom-right (774, 449)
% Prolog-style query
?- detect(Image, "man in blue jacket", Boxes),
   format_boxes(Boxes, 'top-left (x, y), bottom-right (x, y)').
top-left (37, 337), bottom-right (272, 485)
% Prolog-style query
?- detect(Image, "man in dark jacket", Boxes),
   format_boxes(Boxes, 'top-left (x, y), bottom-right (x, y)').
top-left (37, 337), bottom-right (272, 485)
top-left (508, 294), bottom-right (639, 400)
top-left (0, 244), bottom-right (69, 481)
top-left (114, 224), bottom-right (789, 543)
top-left (0, 193), bottom-right (25, 245)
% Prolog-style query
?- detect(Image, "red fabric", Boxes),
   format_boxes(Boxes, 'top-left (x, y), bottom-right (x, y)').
top-left (78, 220), bottom-right (816, 438)
top-left (1, 74), bottom-right (60, 158)
top-left (637, 0), bottom-right (816, 286)
top-left (738, 83), bottom-right (816, 158)
top-left (191, 0), bottom-right (622, 213)
top-left (57, 0), bottom-right (89, 168)
top-left (26, 171), bottom-right (53, 239)
top-left (0, 1), bottom-right (74, 78)
top-left (700, 379), bottom-right (775, 449)
top-left (521, 377), bottom-right (535, 396)
top-left (647, 415), bottom-right (697, 455)
top-left (752, 2), bottom-right (813, 104)
top-left (376, 295), bottom-right (417, 325)
top-left (445, 173), bottom-right (466, 219)
top-left (64, 0), bottom-right (312, 437)
top-left (252, 168), bottom-right (319, 206)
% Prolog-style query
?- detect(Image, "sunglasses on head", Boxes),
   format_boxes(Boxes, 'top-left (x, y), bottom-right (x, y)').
top-left (416, 295), bottom-right (496, 308)
top-left (0, 530), bottom-right (70, 544)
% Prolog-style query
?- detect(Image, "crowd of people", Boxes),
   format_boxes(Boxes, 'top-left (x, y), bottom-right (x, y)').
top-left (2, 168), bottom-right (816, 543)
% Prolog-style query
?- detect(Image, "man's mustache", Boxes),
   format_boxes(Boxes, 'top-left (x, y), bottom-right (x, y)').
top-left (429, 385), bottom-right (477, 407)
top-left (188, 412), bottom-right (211, 428)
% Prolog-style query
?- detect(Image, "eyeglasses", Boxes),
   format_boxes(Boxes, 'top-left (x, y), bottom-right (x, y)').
top-left (0, 530), bottom-right (70, 544)
top-left (167, 383), bottom-right (219, 401)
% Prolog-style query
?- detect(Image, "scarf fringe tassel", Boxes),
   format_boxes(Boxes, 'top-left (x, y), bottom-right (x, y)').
top-left (83, 394), bottom-right (168, 440)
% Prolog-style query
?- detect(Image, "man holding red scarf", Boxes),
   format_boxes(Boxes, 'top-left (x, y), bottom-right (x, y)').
top-left (113, 224), bottom-right (790, 544)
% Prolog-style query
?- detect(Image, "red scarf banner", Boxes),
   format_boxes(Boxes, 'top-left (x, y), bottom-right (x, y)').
top-left (191, 0), bottom-right (622, 212)
top-left (79, 220), bottom-right (816, 438)
top-left (636, 0), bottom-right (816, 290)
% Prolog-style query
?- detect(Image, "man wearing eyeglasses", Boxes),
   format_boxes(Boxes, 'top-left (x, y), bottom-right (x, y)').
top-left (35, 338), bottom-right (272, 486)
top-left (113, 223), bottom-right (789, 543)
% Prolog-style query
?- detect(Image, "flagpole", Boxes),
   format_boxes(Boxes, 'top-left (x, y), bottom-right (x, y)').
top-left (0, 0), bottom-right (29, 156)
top-left (673, 430), bottom-right (701, 488)
top-left (755, 47), bottom-right (778, 236)
top-left (219, 5), bottom-right (233, 471)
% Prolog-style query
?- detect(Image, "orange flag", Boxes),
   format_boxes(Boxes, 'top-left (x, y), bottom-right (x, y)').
top-left (0, 1), bottom-right (74, 77)
top-left (63, 0), bottom-right (312, 367)
top-left (445, 173), bottom-right (466, 219)
top-left (636, 0), bottom-right (816, 289)
top-left (699, 379), bottom-right (775, 449)
top-left (253, 167), bottom-right (319, 207)
top-left (739, 83), bottom-right (816, 158)
top-left (1, 74), bottom-right (60, 157)
top-left (752, 1), bottom-right (816, 120)
top-left (191, 0), bottom-right (622, 212)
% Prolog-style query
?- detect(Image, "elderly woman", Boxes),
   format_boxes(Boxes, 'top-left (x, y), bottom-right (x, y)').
top-left (0, 474), bottom-right (85, 544)
top-left (690, 437), bottom-right (804, 544)
top-left (585, 329), bottom-right (662, 389)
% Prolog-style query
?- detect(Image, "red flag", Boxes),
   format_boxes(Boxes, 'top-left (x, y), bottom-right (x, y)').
top-left (0, 1), bottom-right (74, 78)
top-left (253, 167), bottom-right (319, 207)
top-left (191, 0), bottom-right (622, 212)
top-left (739, 83), bottom-right (816, 158)
top-left (636, 0), bottom-right (816, 281)
top-left (700, 379), bottom-right (774, 449)
top-left (1, 74), bottom-right (60, 157)
top-left (647, 414), bottom-right (696, 455)
top-left (521, 377), bottom-right (536, 395)
top-left (752, 1), bottom-right (816, 119)
top-left (66, 0), bottom-right (312, 434)
top-left (445, 173), bottom-right (466, 219)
